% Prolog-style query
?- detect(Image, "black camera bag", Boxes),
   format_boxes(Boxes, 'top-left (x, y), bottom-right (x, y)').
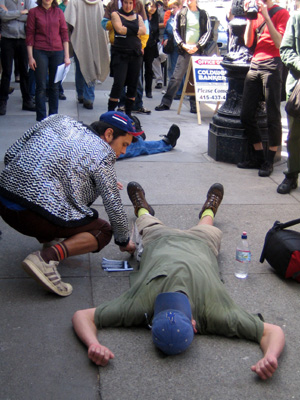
top-left (260, 218), bottom-right (300, 282)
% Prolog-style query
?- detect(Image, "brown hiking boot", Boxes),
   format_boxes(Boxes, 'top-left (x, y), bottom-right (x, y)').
top-left (199, 183), bottom-right (224, 219)
top-left (127, 182), bottom-right (155, 217)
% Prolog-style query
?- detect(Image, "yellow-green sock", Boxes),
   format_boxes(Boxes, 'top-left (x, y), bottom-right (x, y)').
top-left (138, 208), bottom-right (149, 217)
top-left (201, 209), bottom-right (214, 220)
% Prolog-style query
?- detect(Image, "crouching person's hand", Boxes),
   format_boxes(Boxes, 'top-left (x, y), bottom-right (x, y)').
top-left (119, 239), bottom-right (136, 254)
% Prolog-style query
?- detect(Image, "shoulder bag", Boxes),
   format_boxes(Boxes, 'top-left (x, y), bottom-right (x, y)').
top-left (260, 218), bottom-right (300, 282)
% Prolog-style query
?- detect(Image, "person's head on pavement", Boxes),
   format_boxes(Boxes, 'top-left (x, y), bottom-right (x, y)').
top-left (152, 292), bottom-right (195, 355)
top-left (91, 111), bottom-right (143, 158)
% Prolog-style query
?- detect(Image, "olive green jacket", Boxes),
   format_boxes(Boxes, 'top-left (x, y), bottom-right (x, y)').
top-left (280, 11), bottom-right (300, 99)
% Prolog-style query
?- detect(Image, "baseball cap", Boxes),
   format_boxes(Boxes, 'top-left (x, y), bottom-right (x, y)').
top-left (99, 111), bottom-right (143, 136)
top-left (152, 292), bottom-right (194, 355)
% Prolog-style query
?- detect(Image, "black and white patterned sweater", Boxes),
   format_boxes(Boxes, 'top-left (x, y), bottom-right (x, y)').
top-left (0, 114), bottom-right (129, 246)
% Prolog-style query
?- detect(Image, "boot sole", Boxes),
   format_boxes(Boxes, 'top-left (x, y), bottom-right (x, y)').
top-left (22, 259), bottom-right (72, 297)
top-left (277, 184), bottom-right (297, 194)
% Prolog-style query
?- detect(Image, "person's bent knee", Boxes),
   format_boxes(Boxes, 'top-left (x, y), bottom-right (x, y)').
top-left (91, 220), bottom-right (113, 252)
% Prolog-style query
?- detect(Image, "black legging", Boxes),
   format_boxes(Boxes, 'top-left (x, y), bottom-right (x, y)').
top-left (109, 51), bottom-right (143, 99)
top-left (143, 44), bottom-right (157, 94)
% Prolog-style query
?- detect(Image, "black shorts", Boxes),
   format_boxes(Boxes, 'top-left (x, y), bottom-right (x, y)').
top-left (0, 202), bottom-right (112, 252)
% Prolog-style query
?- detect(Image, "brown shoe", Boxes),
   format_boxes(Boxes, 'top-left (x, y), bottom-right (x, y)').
top-left (199, 183), bottom-right (224, 218)
top-left (127, 181), bottom-right (155, 217)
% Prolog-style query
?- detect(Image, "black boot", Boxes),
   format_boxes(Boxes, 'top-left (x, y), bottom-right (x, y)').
top-left (259, 149), bottom-right (276, 177)
top-left (125, 98), bottom-right (135, 117)
top-left (108, 99), bottom-right (118, 111)
top-left (277, 173), bottom-right (298, 194)
top-left (237, 149), bottom-right (265, 169)
top-left (162, 124), bottom-right (180, 148)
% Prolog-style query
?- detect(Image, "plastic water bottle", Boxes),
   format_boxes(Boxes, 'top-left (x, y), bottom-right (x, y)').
top-left (235, 231), bottom-right (251, 279)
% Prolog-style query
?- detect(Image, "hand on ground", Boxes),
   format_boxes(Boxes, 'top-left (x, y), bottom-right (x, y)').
top-left (251, 355), bottom-right (278, 380)
top-left (88, 343), bottom-right (115, 366)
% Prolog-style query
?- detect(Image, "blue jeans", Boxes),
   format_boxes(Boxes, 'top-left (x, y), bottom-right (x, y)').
top-left (167, 49), bottom-right (184, 96)
top-left (118, 136), bottom-right (172, 160)
top-left (28, 68), bottom-right (36, 98)
top-left (74, 53), bottom-right (95, 103)
top-left (33, 49), bottom-right (64, 121)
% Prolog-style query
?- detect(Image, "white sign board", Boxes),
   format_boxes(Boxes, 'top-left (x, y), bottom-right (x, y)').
top-left (192, 56), bottom-right (228, 102)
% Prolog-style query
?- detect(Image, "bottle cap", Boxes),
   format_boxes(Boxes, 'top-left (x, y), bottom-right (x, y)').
top-left (242, 231), bottom-right (247, 239)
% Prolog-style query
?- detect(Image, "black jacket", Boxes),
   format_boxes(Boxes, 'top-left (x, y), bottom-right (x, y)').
top-left (173, 6), bottom-right (211, 55)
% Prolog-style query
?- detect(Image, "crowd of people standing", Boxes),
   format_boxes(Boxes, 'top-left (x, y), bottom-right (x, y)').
top-left (0, 0), bottom-right (299, 190)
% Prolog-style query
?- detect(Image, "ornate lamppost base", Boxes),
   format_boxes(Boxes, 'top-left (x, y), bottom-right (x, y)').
top-left (208, 63), bottom-right (268, 164)
top-left (207, 10), bottom-right (280, 164)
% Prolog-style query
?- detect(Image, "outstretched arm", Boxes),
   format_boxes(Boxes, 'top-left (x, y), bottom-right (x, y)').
top-left (251, 322), bottom-right (285, 380)
top-left (72, 308), bottom-right (115, 366)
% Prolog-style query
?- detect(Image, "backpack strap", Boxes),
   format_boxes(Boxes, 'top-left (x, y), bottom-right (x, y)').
top-left (274, 218), bottom-right (300, 230)
top-left (268, 6), bottom-right (284, 18)
top-left (255, 6), bottom-right (284, 40)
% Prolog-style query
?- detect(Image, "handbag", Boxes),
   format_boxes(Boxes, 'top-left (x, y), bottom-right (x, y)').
top-left (260, 218), bottom-right (300, 282)
top-left (285, 79), bottom-right (300, 118)
top-left (163, 36), bottom-right (174, 55)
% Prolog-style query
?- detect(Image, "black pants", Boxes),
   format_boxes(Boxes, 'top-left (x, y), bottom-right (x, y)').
top-left (240, 57), bottom-right (283, 147)
top-left (110, 51), bottom-right (143, 99)
top-left (0, 37), bottom-right (31, 103)
top-left (143, 44), bottom-right (157, 94)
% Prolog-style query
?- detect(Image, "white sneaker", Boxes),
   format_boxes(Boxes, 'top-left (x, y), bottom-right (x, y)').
top-left (22, 251), bottom-right (73, 296)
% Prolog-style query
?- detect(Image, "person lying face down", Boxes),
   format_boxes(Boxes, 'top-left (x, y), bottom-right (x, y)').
top-left (72, 181), bottom-right (285, 380)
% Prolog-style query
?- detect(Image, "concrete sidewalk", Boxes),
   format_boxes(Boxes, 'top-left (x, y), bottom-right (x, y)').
top-left (1, 66), bottom-right (300, 400)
